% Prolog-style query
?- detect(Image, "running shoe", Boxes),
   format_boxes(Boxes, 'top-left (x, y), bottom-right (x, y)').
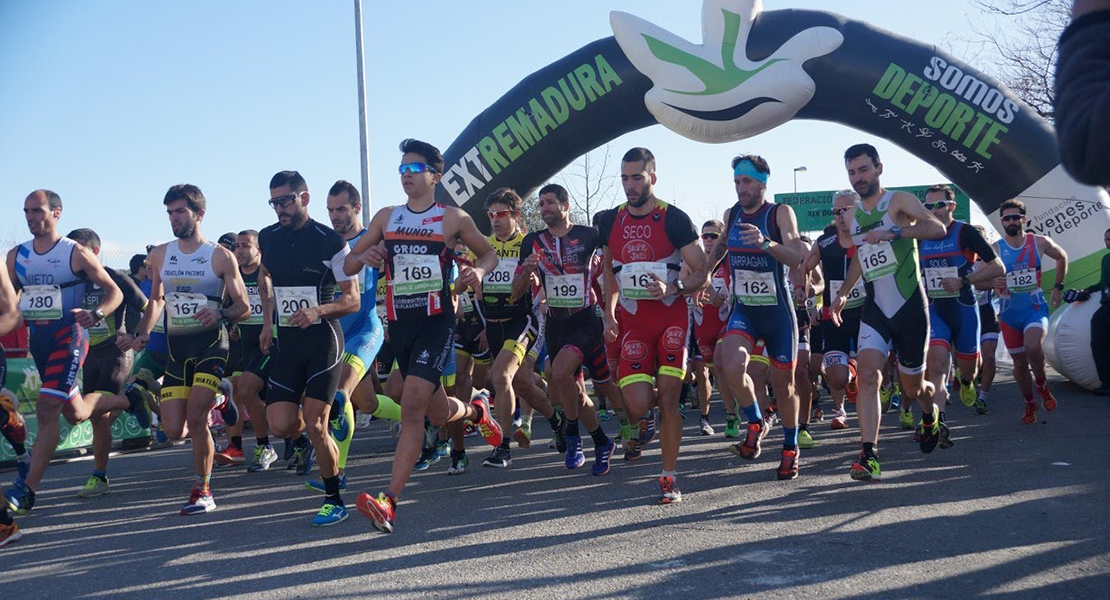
top-left (847, 363), bottom-right (859, 404)
top-left (311, 501), bottom-right (349, 527)
top-left (436, 440), bottom-right (450, 459)
top-left (214, 445), bottom-right (245, 466)
top-left (123, 385), bottom-right (152, 430)
top-left (289, 444), bottom-right (315, 476)
top-left (761, 412), bottom-right (778, 439)
top-left (597, 408), bottom-right (611, 421)
top-left (890, 383), bottom-right (902, 411)
top-left (776, 449), bottom-right (799, 480)
top-left (470, 396), bottom-right (504, 447)
top-left (679, 404), bottom-right (687, 420)
top-left (700, 417), bottom-right (715, 436)
top-left (959, 379), bottom-right (977, 407)
top-left (329, 393), bottom-right (351, 443)
top-left (1021, 400), bottom-right (1038, 425)
top-left (247, 445), bottom-right (278, 472)
top-left (413, 446), bottom-right (440, 471)
top-left (811, 405), bottom-right (824, 422)
top-left (0, 391), bottom-right (26, 444)
top-left (304, 474), bottom-right (347, 494)
top-left (919, 406), bottom-right (940, 454)
top-left (618, 418), bottom-right (633, 446)
top-left (850, 453), bottom-right (882, 481)
top-left (483, 446), bottom-right (512, 468)
top-left (445, 453), bottom-right (468, 475)
top-left (797, 429), bottom-right (817, 449)
top-left (974, 397), bottom-right (989, 415)
top-left (1037, 382), bottom-right (1058, 411)
top-left (564, 435), bottom-right (585, 469)
top-left (591, 439), bottom-right (615, 476)
top-left (283, 437), bottom-right (296, 462)
top-left (76, 476), bottom-right (110, 498)
top-left (938, 421), bottom-right (954, 450)
top-left (355, 412), bottom-right (373, 430)
top-left (723, 415), bottom-right (740, 438)
top-left (831, 409), bottom-right (847, 430)
top-left (878, 386), bottom-right (891, 413)
top-left (213, 382), bottom-right (238, 427)
top-left (4, 483), bottom-right (34, 515)
top-left (180, 487), bottom-right (215, 515)
top-left (552, 409), bottom-right (568, 454)
top-left (513, 427), bottom-right (532, 449)
top-left (151, 423), bottom-right (171, 449)
top-left (658, 476), bottom-right (682, 504)
top-left (638, 410), bottom-right (657, 446)
top-left (356, 492), bottom-right (395, 533)
top-left (899, 406), bottom-right (915, 430)
top-left (0, 520), bottom-right (21, 548)
top-left (623, 438), bottom-right (642, 461)
top-left (731, 422), bottom-right (763, 460)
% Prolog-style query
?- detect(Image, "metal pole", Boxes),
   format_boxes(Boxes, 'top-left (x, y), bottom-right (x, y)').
top-left (354, 0), bottom-right (371, 226)
top-left (793, 171), bottom-right (797, 194)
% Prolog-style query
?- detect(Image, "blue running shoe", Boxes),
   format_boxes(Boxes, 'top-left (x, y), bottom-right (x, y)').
top-left (304, 474), bottom-right (347, 494)
top-left (591, 439), bottom-right (616, 476)
top-left (436, 440), bottom-right (450, 459)
top-left (15, 453), bottom-right (30, 486)
top-left (564, 435), bottom-right (585, 470)
top-left (638, 410), bottom-right (657, 446)
top-left (413, 446), bottom-right (440, 471)
top-left (291, 444), bottom-right (315, 476)
top-left (311, 501), bottom-right (349, 527)
top-left (4, 482), bottom-right (34, 515)
top-left (123, 385), bottom-right (152, 430)
top-left (329, 394), bottom-right (351, 442)
top-left (214, 379), bottom-right (239, 427)
top-left (282, 437), bottom-right (296, 462)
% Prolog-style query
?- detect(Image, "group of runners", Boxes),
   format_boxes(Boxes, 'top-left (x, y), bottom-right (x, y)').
top-left (0, 140), bottom-right (1072, 544)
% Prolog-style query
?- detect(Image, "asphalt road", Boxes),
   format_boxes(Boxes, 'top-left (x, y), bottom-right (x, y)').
top-left (3, 368), bottom-right (1109, 600)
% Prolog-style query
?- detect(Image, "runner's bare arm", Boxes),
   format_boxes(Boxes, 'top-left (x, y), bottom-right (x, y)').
top-left (1040, 235), bottom-right (1069, 308)
top-left (453, 209), bottom-right (498, 288)
top-left (0, 258), bottom-right (20, 336)
top-left (215, 246), bottom-right (250, 323)
top-left (676, 241), bottom-right (709, 294)
top-left (768, 204), bottom-right (804, 269)
top-left (134, 245), bottom-right (166, 339)
top-left (893, 191), bottom-right (946, 240)
top-left (258, 263), bottom-right (275, 351)
top-left (73, 244), bottom-right (123, 325)
top-left (344, 207), bottom-right (390, 276)
top-left (707, 208), bottom-right (732, 271)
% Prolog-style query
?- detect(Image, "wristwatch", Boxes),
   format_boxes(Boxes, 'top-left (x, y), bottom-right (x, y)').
top-left (92, 308), bottom-right (105, 324)
top-left (760, 238), bottom-right (772, 250)
top-left (1053, 282), bottom-right (1064, 291)
top-left (890, 225), bottom-right (902, 240)
top-left (674, 279), bottom-right (686, 295)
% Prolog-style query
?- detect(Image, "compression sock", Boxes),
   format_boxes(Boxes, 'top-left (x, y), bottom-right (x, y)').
top-left (335, 393), bottom-right (355, 470)
top-left (323, 475), bottom-right (343, 505)
top-left (783, 427), bottom-right (798, 450)
top-left (589, 427), bottom-right (610, 447)
top-left (566, 418), bottom-right (580, 438)
top-left (547, 410), bottom-right (564, 432)
top-left (256, 436), bottom-right (270, 447)
top-left (742, 403), bottom-right (763, 425)
top-left (371, 394), bottom-right (402, 422)
top-left (230, 436), bottom-right (243, 451)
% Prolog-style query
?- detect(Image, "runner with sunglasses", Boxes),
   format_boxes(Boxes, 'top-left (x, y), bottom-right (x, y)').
top-left (789, 236), bottom-right (822, 450)
top-left (349, 139), bottom-right (502, 534)
top-left (829, 144), bottom-right (946, 481)
top-left (991, 199), bottom-right (1068, 424)
top-left (918, 185), bottom-right (1003, 439)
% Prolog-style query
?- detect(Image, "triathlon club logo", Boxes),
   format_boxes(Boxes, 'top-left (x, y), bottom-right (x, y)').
top-left (611, 0), bottom-right (843, 143)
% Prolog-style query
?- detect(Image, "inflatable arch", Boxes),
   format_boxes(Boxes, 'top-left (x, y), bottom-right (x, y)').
top-left (435, 0), bottom-right (1110, 293)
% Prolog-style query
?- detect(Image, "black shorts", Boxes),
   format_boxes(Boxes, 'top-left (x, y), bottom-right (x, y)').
top-left (485, 314), bottom-right (539, 367)
top-left (267, 321), bottom-right (343, 405)
top-left (83, 343), bottom-right (132, 395)
top-left (546, 309), bottom-right (610, 383)
top-left (859, 292), bottom-right (929, 374)
top-left (979, 301), bottom-right (1000, 339)
top-left (820, 307), bottom-right (862, 367)
top-left (810, 318), bottom-right (824, 355)
top-left (390, 314), bottom-right (456, 387)
top-left (376, 338), bottom-right (395, 381)
top-left (454, 313), bottom-right (490, 362)
top-left (163, 327), bottom-right (229, 399)
top-left (795, 308), bottom-right (811, 350)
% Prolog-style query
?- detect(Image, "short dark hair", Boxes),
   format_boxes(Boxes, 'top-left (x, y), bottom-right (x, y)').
top-left (538, 183), bottom-right (569, 204)
top-left (163, 184), bottom-right (206, 213)
top-left (622, 147), bottom-right (656, 172)
top-left (328, 180), bottom-right (360, 207)
top-left (238, 229), bottom-right (259, 242)
top-left (702, 220), bottom-right (724, 230)
top-left (485, 187), bottom-right (522, 212)
top-left (33, 189), bottom-right (63, 210)
top-left (999, 199), bottom-right (1026, 216)
top-left (730, 154), bottom-right (770, 175)
top-left (926, 184), bottom-right (955, 201)
top-left (844, 143), bottom-right (880, 167)
top-left (399, 138), bottom-right (445, 174)
top-left (129, 253), bottom-right (146, 275)
top-left (269, 171), bottom-right (307, 193)
top-left (66, 228), bottom-right (100, 251)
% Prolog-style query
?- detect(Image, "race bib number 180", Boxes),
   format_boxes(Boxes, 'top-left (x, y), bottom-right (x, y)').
top-left (20, 285), bottom-right (62, 320)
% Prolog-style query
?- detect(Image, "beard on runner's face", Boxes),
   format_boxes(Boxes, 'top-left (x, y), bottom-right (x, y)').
top-left (1004, 223), bottom-right (1022, 236)
top-left (172, 218), bottom-right (196, 239)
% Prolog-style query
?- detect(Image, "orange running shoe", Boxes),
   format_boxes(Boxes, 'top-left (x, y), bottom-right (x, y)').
top-left (776, 449), bottom-right (799, 480)
top-left (1021, 400), bottom-right (1038, 424)
top-left (1037, 382), bottom-right (1057, 411)
top-left (356, 492), bottom-right (395, 533)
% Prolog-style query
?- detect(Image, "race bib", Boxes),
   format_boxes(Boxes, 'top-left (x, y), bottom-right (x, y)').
top-left (546, 273), bottom-right (586, 309)
top-left (392, 254), bottom-right (442, 296)
top-left (375, 302), bottom-right (387, 321)
top-left (1006, 268), bottom-right (1038, 293)
top-left (482, 258), bottom-right (517, 295)
top-left (732, 269), bottom-right (777, 306)
top-left (20, 285), bottom-right (62, 320)
top-left (458, 292), bottom-right (474, 314)
top-left (859, 242), bottom-right (897, 281)
top-left (619, 262), bottom-right (670, 300)
top-left (88, 317), bottom-right (110, 338)
top-left (244, 292), bottom-right (265, 326)
top-left (924, 267), bottom-right (960, 298)
top-left (710, 276), bottom-right (727, 295)
top-left (274, 286), bottom-right (319, 327)
top-left (165, 292), bottom-right (216, 333)
top-left (830, 279), bottom-right (866, 309)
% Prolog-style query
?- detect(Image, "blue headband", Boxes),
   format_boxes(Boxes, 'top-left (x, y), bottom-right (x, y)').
top-left (733, 159), bottom-right (768, 184)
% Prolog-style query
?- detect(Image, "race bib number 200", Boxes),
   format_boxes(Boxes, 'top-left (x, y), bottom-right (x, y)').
top-left (274, 287), bottom-right (319, 327)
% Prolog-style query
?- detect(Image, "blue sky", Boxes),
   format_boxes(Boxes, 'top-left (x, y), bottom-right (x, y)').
top-left (0, 1), bottom-right (1005, 265)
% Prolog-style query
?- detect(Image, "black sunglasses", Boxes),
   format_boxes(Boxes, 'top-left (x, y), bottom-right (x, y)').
top-left (701, 232), bottom-right (720, 240)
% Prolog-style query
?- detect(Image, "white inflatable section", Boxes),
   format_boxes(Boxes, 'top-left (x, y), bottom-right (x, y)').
top-left (1044, 292), bottom-right (1102, 390)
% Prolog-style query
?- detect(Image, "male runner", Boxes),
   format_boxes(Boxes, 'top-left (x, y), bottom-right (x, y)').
top-left (828, 144), bottom-right (945, 481)
top-left (132, 184), bottom-right (249, 515)
top-left (0, 257), bottom-right (25, 545)
top-left (348, 139), bottom-right (502, 534)
top-left (692, 220), bottom-right (728, 437)
top-left (918, 185), bottom-right (1002, 435)
top-left (706, 155), bottom-right (805, 480)
top-left (992, 199), bottom-right (1067, 423)
top-left (5, 190), bottom-right (145, 514)
top-left (599, 147), bottom-right (706, 503)
top-left (66, 228), bottom-right (149, 498)
top-left (255, 171), bottom-right (360, 526)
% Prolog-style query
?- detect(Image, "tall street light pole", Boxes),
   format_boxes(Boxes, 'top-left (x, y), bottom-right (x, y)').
top-left (354, 0), bottom-right (372, 227)
top-left (793, 166), bottom-right (807, 193)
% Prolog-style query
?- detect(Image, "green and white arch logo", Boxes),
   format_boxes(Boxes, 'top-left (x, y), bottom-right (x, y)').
top-left (611, 0), bottom-right (843, 143)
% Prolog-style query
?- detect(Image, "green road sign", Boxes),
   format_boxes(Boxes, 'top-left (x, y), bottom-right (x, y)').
top-left (775, 184), bottom-right (971, 233)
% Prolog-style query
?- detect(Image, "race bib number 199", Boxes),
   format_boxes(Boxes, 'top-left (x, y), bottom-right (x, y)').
top-left (546, 273), bottom-right (586, 308)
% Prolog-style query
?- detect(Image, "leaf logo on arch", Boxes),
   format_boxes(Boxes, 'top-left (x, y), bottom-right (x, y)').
top-left (611, 0), bottom-right (843, 143)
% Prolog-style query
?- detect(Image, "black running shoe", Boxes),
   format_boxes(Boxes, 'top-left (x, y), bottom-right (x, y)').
top-left (482, 446), bottom-right (512, 468)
